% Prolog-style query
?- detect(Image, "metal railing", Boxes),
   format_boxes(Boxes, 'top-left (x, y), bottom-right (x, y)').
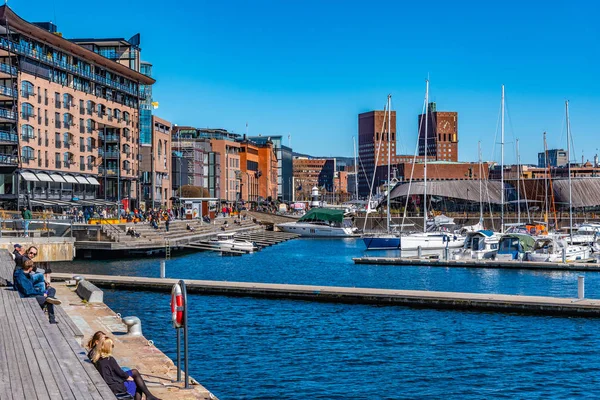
top-left (0, 153), bottom-right (18, 165)
top-left (0, 85), bottom-right (16, 98)
top-left (0, 108), bottom-right (15, 120)
top-left (0, 218), bottom-right (74, 239)
top-left (0, 62), bottom-right (17, 76)
top-left (0, 130), bottom-right (17, 142)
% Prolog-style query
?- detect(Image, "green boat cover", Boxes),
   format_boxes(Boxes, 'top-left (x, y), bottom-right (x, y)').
top-left (502, 234), bottom-right (536, 252)
top-left (299, 208), bottom-right (345, 223)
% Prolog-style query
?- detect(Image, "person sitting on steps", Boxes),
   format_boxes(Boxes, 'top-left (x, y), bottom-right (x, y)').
top-left (13, 259), bottom-right (61, 324)
top-left (92, 337), bottom-right (161, 400)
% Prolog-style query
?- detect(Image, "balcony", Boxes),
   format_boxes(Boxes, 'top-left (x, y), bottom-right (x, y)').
top-left (21, 112), bottom-right (35, 121)
top-left (0, 130), bottom-right (17, 143)
top-left (0, 62), bottom-right (17, 78)
top-left (63, 142), bottom-right (70, 149)
top-left (21, 157), bottom-right (34, 165)
top-left (86, 126), bottom-right (93, 133)
top-left (0, 108), bottom-right (15, 121)
top-left (63, 161), bottom-right (73, 168)
top-left (86, 146), bottom-right (95, 152)
top-left (63, 121), bottom-right (73, 129)
top-left (64, 102), bottom-right (71, 110)
top-left (20, 135), bottom-right (35, 143)
top-left (0, 85), bottom-right (16, 99)
top-left (19, 90), bottom-right (33, 100)
top-left (87, 163), bottom-right (94, 171)
top-left (98, 167), bottom-right (117, 175)
top-left (103, 151), bottom-right (119, 159)
top-left (86, 108), bottom-right (93, 116)
top-left (0, 153), bottom-right (18, 166)
top-left (107, 115), bottom-right (113, 122)
top-left (99, 133), bottom-right (118, 142)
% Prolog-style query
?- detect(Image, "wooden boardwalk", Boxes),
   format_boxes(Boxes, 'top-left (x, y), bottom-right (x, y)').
top-left (52, 272), bottom-right (600, 318)
top-left (353, 256), bottom-right (600, 272)
top-left (0, 252), bottom-right (115, 399)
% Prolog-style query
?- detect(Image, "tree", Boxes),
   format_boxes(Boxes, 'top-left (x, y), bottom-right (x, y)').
top-left (178, 185), bottom-right (210, 198)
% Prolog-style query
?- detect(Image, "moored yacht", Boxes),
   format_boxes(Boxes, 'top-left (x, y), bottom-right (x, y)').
top-left (453, 230), bottom-right (500, 260)
top-left (495, 234), bottom-right (536, 261)
top-left (209, 232), bottom-right (258, 253)
top-left (526, 237), bottom-right (590, 262)
top-left (277, 208), bottom-right (359, 237)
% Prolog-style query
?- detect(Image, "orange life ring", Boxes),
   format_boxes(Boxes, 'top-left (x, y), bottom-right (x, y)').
top-left (171, 283), bottom-right (184, 328)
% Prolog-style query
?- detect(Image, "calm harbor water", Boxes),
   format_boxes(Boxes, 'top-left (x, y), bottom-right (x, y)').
top-left (54, 239), bottom-right (600, 399)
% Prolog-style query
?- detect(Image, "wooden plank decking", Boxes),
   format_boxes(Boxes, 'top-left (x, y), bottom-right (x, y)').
top-left (0, 251), bottom-right (115, 399)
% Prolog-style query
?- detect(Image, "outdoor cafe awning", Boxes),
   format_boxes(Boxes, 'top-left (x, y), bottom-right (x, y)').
top-left (75, 176), bottom-right (89, 184)
top-left (50, 174), bottom-right (66, 183)
top-left (19, 171), bottom-right (39, 182)
top-left (35, 173), bottom-right (54, 182)
top-left (86, 177), bottom-right (100, 185)
top-left (63, 175), bottom-right (78, 184)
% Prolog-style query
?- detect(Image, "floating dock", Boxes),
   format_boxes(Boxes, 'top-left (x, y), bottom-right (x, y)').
top-left (52, 273), bottom-right (600, 318)
top-left (183, 231), bottom-right (300, 255)
top-left (353, 256), bottom-right (600, 272)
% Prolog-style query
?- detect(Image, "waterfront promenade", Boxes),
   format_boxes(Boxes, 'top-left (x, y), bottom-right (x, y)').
top-left (52, 273), bottom-right (600, 317)
top-left (0, 251), bottom-right (217, 399)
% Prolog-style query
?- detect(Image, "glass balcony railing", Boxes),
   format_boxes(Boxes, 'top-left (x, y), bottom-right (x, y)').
top-left (0, 62), bottom-right (17, 76)
top-left (102, 151), bottom-right (119, 159)
top-left (0, 108), bottom-right (15, 120)
top-left (0, 130), bottom-right (17, 142)
top-left (0, 37), bottom-right (141, 98)
top-left (0, 85), bottom-right (16, 98)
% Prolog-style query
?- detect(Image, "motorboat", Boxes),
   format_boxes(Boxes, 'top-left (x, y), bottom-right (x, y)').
top-left (277, 208), bottom-right (360, 237)
top-left (453, 230), bottom-right (500, 260)
top-left (526, 237), bottom-right (590, 262)
top-left (209, 232), bottom-right (257, 253)
top-left (567, 223), bottom-right (600, 246)
top-left (495, 234), bottom-right (535, 261)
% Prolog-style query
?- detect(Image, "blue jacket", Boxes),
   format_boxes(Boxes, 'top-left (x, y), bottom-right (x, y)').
top-left (13, 268), bottom-right (40, 298)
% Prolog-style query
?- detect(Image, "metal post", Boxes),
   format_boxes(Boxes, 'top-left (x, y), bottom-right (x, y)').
top-left (444, 246), bottom-right (449, 261)
top-left (179, 279), bottom-right (190, 389)
top-left (562, 248), bottom-right (567, 264)
top-left (417, 246), bottom-right (422, 259)
top-left (176, 327), bottom-right (181, 382)
top-left (160, 260), bottom-right (166, 278)
top-left (578, 276), bottom-right (585, 299)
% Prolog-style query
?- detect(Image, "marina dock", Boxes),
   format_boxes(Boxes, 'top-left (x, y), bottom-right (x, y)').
top-left (353, 256), bottom-right (600, 272)
top-left (53, 273), bottom-right (600, 318)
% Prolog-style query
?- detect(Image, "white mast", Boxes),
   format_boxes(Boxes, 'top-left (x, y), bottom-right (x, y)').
top-left (566, 100), bottom-right (573, 241)
top-left (516, 138), bottom-right (521, 225)
top-left (423, 80), bottom-right (429, 233)
top-left (386, 94), bottom-right (392, 234)
top-left (500, 85), bottom-right (505, 233)
top-left (353, 136), bottom-right (359, 200)
top-left (478, 141), bottom-right (483, 224)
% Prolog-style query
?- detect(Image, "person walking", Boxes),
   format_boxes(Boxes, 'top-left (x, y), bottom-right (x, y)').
top-left (21, 206), bottom-right (32, 237)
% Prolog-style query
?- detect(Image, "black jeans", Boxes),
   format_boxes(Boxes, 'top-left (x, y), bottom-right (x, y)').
top-left (35, 286), bottom-right (56, 320)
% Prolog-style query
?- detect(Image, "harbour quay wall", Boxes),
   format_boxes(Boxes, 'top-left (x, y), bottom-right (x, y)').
top-left (52, 273), bottom-right (600, 318)
top-left (0, 238), bottom-right (75, 262)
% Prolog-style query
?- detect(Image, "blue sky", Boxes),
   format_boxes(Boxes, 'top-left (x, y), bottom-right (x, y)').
top-left (16, 0), bottom-right (599, 164)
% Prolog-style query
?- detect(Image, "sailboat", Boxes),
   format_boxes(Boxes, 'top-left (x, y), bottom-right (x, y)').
top-left (363, 82), bottom-right (465, 252)
top-left (529, 101), bottom-right (590, 261)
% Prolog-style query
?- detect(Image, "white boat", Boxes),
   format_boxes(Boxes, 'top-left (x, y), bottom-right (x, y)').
top-left (453, 230), bottom-right (500, 260)
top-left (277, 208), bottom-right (359, 237)
top-left (568, 223), bottom-right (600, 246)
top-left (526, 237), bottom-right (590, 262)
top-left (495, 234), bottom-right (536, 261)
top-left (209, 232), bottom-right (257, 253)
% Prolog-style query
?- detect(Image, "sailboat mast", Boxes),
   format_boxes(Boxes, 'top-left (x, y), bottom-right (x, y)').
top-left (423, 80), bottom-right (429, 233)
top-left (516, 138), bottom-right (521, 224)
top-left (478, 141), bottom-right (483, 224)
top-left (566, 100), bottom-right (573, 241)
top-left (353, 136), bottom-right (359, 200)
top-left (544, 132), bottom-right (549, 227)
top-left (500, 85), bottom-right (505, 233)
top-left (386, 94), bottom-right (392, 234)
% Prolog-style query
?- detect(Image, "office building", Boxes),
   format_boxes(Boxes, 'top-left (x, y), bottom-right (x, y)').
top-left (140, 116), bottom-right (171, 209)
top-left (538, 148), bottom-right (568, 168)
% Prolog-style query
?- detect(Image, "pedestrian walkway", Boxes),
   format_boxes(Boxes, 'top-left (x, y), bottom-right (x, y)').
top-left (0, 251), bottom-right (115, 399)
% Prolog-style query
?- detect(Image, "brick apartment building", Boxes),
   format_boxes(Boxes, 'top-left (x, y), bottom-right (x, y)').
top-left (0, 6), bottom-right (154, 210)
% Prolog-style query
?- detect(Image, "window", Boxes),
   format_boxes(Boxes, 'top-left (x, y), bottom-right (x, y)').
top-left (55, 92), bottom-right (61, 108)
top-left (55, 132), bottom-right (61, 148)
top-left (63, 113), bottom-right (73, 128)
top-left (79, 118), bottom-right (84, 133)
top-left (158, 140), bottom-right (162, 156)
top-left (21, 103), bottom-right (34, 120)
top-left (21, 81), bottom-right (34, 98)
top-left (63, 93), bottom-right (72, 109)
top-left (63, 152), bottom-right (73, 168)
top-left (86, 119), bottom-right (95, 133)
top-left (63, 132), bottom-right (72, 148)
top-left (21, 124), bottom-right (34, 140)
top-left (79, 137), bottom-right (84, 152)
top-left (79, 100), bottom-right (84, 114)
top-left (86, 137), bottom-right (94, 152)
top-left (55, 152), bottom-right (60, 168)
top-left (86, 100), bottom-right (95, 115)
top-left (21, 146), bottom-right (34, 162)
top-left (80, 156), bottom-right (85, 171)
top-left (54, 112), bottom-right (60, 128)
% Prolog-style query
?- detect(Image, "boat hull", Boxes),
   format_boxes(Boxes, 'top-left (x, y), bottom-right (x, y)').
top-left (362, 236), bottom-right (400, 250)
top-left (277, 222), bottom-right (357, 237)
top-left (363, 233), bottom-right (465, 251)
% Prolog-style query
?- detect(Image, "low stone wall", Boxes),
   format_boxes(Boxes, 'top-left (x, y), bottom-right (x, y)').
top-left (0, 238), bottom-right (75, 262)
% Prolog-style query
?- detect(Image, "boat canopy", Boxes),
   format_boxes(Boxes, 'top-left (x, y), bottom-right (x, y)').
top-left (477, 230), bottom-right (494, 237)
top-left (500, 234), bottom-right (536, 252)
top-left (299, 208), bottom-right (345, 223)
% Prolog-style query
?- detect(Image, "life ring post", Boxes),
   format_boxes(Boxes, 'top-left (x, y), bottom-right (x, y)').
top-left (171, 280), bottom-right (190, 389)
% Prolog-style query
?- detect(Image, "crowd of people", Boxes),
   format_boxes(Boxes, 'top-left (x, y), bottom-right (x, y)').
top-left (11, 243), bottom-right (60, 324)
